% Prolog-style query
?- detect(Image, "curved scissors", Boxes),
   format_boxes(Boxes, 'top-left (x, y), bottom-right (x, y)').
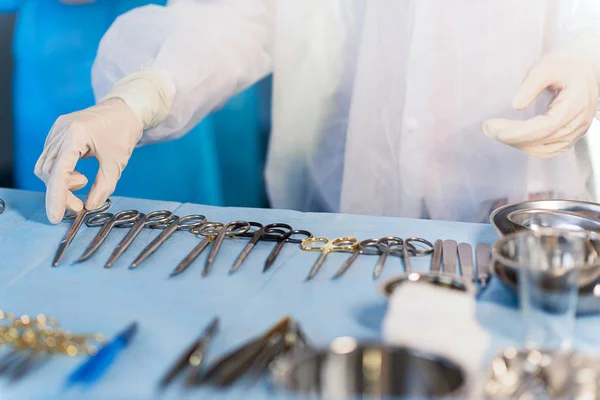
top-left (170, 221), bottom-right (251, 277)
top-left (396, 237), bottom-right (434, 273)
top-left (53, 199), bottom-right (111, 267)
top-left (130, 214), bottom-right (207, 269)
top-left (76, 210), bottom-right (142, 263)
top-left (301, 237), bottom-right (359, 281)
top-left (0, 199), bottom-right (5, 215)
top-left (229, 223), bottom-right (295, 275)
top-left (332, 237), bottom-right (395, 280)
top-left (104, 211), bottom-right (174, 268)
top-left (203, 221), bottom-right (252, 277)
top-left (263, 229), bottom-right (313, 273)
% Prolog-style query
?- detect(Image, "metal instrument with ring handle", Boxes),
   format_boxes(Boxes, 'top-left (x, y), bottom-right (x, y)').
top-left (76, 210), bottom-right (142, 263)
top-left (53, 199), bottom-right (112, 267)
top-left (130, 214), bottom-right (207, 269)
top-left (301, 237), bottom-right (359, 281)
top-left (104, 210), bottom-right (174, 268)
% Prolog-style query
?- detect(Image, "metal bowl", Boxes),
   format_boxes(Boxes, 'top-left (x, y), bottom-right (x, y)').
top-left (490, 200), bottom-right (600, 236)
top-left (492, 229), bottom-right (600, 315)
top-left (379, 272), bottom-right (476, 298)
top-left (272, 337), bottom-right (467, 398)
top-left (507, 209), bottom-right (600, 233)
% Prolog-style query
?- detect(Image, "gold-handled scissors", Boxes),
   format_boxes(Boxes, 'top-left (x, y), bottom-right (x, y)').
top-left (53, 199), bottom-right (112, 267)
top-left (301, 237), bottom-right (359, 281)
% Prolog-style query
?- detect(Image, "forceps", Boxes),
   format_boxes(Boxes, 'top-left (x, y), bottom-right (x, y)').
top-left (203, 221), bottom-right (252, 277)
top-left (158, 317), bottom-right (219, 388)
top-left (333, 237), bottom-right (406, 280)
top-left (301, 237), bottom-right (359, 281)
top-left (130, 214), bottom-right (206, 269)
top-left (263, 229), bottom-right (313, 273)
top-left (104, 211), bottom-right (174, 268)
top-left (76, 210), bottom-right (142, 263)
top-left (53, 199), bottom-right (112, 267)
top-left (170, 222), bottom-right (250, 277)
top-left (229, 223), bottom-right (295, 275)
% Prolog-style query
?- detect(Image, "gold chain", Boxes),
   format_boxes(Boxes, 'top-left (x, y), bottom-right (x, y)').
top-left (0, 311), bottom-right (105, 356)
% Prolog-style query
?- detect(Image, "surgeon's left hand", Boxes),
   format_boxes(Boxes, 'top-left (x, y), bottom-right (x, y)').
top-left (483, 34), bottom-right (600, 158)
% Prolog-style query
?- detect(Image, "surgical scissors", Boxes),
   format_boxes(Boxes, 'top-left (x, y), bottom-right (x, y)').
top-left (130, 214), bottom-right (207, 269)
top-left (263, 229), bottom-right (313, 273)
top-left (301, 237), bottom-right (359, 281)
top-left (76, 210), bottom-right (142, 263)
top-left (401, 237), bottom-right (434, 273)
top-left (332, 237), bottom-right (402, 280)
top-left (104, 211), bottom-right (174, 268)
top-left (229, 223), bottom-right (295, 275)
top-left (203, 221), bottom-right (252, 277)
top-left (53, 199), bottom-right (111, 267)
top-left (170, 221), bottom-right (250, 277)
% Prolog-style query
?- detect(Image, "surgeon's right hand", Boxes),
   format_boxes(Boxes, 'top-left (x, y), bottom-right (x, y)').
top-left (35, 99), bottom-right (143, 224)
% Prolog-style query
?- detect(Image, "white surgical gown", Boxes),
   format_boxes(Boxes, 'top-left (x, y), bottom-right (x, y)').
top-left (92, 0), bottom-right (600, 222)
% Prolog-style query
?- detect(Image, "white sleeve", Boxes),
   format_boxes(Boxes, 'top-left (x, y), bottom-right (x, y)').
top-left (567, 0), bottom-right (600, 36)
top-left (91, 0), bottom-right (275, 145)
top-left (565, 0), bottom-right (600, 110)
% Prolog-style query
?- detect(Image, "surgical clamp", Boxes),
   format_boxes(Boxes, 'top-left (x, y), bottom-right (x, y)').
top-left (301, 237), bottom-right (359, 281)
top-left (104, 210), bottom-right (174, 268)
top-left (170, 222), bottom-right (250, 277)
top-left (203, 221), bottom-right (252, 277)
top-left (53, 199), bottom-right (111, 267)
top-left (130, 214), bottom-right (206, 269)
top-left (229, 223), bottom-right (295, 275)
top-left (76, 210), bottom-right (142, 263)
top-left (263, 229), bottom-right (313, 273)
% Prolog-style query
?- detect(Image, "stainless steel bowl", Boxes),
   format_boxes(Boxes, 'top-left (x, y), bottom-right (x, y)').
top-left (272, 337), bottom-right (466, 398)
top-left (490, 200), bottom-right (600, 236)
top-left (507, 209), bottom-right (600, 233)
top-left (492, 229), bottom-right (600, 314)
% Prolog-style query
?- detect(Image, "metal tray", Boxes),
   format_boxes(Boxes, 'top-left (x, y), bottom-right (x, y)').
top-left (490, 200), bottom-right (600, 236)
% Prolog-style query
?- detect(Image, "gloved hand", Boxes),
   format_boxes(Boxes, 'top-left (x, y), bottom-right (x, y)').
top-left (483, 34), bottom-right (600, 158)
top-left (34, 99), bottom-right (142, 223)
top-left (35, 71), bottom-right (174, 224)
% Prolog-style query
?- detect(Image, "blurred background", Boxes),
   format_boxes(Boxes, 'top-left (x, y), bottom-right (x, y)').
top-left (0, 0), bottom-right (273, 208)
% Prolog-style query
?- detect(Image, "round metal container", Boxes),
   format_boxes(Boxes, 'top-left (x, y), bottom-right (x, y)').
top-left (272, 338), bottom-right (467, 398)
top-left (492, 229), bottom-right (600, 315)
top-left (490, 200), bottom-right (600, 237)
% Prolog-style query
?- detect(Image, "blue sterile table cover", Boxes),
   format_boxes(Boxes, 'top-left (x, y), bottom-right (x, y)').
top-left (0, 188), bottom-right (599, 399)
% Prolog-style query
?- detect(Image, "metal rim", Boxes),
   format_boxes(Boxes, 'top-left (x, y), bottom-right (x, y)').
top-left (490, 199), bottom-right (600, 236)
top-left (379, 272), bottom-right (476, 297)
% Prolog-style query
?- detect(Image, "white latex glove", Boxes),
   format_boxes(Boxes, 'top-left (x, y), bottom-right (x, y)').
top-left (35, 70), bottom-right (175, 224)
top-left (483, 34), bottom-right (600, 158)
